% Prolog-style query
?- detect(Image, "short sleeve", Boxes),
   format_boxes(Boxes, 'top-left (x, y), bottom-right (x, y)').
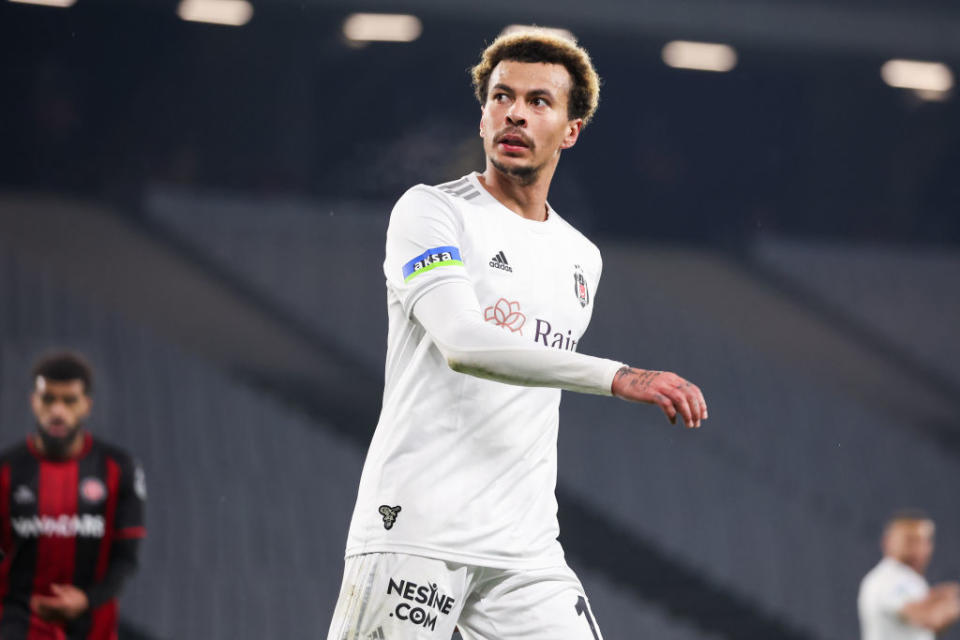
top-left (115, 456), bottom-right (146, 540)
top-left (875, 575), bottom-right (926, 616)
top-left (384, 186), bottom-right (471, 316)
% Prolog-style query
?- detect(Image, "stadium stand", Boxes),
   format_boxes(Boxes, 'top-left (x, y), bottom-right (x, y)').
top-left (752, 238), bottom-right (960, 390)
top-left (0, 243), bottom-right (364, 639)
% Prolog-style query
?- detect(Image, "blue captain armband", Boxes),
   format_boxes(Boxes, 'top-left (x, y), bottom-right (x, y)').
top-left (402, 246), bottom-right (464, 282)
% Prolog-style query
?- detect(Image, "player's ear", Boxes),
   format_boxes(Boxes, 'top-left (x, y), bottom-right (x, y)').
top-left (479, 106), bottom-right (486, 137)
top-left (560, 119), bottom-right (584, 150)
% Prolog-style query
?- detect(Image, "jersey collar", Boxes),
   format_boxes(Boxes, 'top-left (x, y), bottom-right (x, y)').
top-left (467, 172), bottom-right (559, 230)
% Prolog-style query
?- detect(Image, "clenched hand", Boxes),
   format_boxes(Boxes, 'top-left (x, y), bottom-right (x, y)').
top-left (31, 584), bottom-right (89, 622)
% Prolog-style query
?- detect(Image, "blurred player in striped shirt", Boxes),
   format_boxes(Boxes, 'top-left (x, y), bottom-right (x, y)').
top-left (0, 351), bottom-right (146, 640)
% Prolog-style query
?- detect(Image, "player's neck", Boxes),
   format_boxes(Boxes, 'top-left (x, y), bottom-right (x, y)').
top-left (886, 554), bottom-right (924, 574)
top-left (479, 162), bottom-right (555, 222)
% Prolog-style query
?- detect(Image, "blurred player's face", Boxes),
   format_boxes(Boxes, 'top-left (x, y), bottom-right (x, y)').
top-left (884, 519), bottom-right (935, 574)
top-left (31, 377), bottom-right (91, 458)
top-left (479, 60), bottom-right (583, 185)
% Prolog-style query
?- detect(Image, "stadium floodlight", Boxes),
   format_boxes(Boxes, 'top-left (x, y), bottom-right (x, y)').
top-left (177, 0), bottom-right (253, 26)
top-left (912, 89), bottom-right (951, 102)
top-left (662, 40), bottom-right (737, 72)
top-left (500, 25), bottom-right (577, 42)
top-left (881, 59), bottom-right (953, 100)
top-left (8, 0), bottom-right (76, 7)
top-left (343, 13), bottom-right (422, 43)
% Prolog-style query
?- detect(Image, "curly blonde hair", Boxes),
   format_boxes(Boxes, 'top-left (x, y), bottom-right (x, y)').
top-left (471, 29), bottom-right (601, 126)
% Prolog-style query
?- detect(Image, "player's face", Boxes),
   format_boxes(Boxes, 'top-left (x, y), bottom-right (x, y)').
top-left (885, 520), bottom-right (935, 574)
top-left (479, 60), bottom-right (583, 184)
top-left (31, 378), bottom-right (91, 449)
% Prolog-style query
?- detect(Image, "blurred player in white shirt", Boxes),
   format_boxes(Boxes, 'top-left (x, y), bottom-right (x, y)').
top-left (328, 28), bottom-right (708, 640)
top-left (858, 512), bottom-right (960, 640)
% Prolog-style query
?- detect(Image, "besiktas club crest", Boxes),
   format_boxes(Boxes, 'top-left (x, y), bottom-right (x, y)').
top-left (573, 265), bottom-right (589, 308)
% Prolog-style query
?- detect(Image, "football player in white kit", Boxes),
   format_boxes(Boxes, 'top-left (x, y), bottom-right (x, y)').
top-left (327, 29), bottom-right (709, 640)
top-left (858, 512), bottom-right (960, 640)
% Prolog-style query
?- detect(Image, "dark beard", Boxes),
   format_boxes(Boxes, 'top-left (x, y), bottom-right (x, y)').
top-left (490, 158), bottom-right (540, 186)
top-left (37, 423), bottom-right (82, 459)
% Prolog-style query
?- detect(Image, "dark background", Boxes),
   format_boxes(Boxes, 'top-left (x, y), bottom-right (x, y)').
top-left (1, 0), bottom-right (959, 639)
top-left (3, 0), bottom-right (960, 245)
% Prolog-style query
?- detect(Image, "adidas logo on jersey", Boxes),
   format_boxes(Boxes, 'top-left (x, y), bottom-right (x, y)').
top-left (489, 251), bottom-right (513, 272)
top-left (14, 485), bottom-right (34, 504)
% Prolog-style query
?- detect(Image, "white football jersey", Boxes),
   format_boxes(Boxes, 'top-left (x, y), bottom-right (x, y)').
top-left (345, 172), bottom-right (605, 569)
top-left (858, 557), bottom-right (934, 640)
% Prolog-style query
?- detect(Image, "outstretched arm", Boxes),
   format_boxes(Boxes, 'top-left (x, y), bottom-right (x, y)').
top-left (414, 280), bottom-right (623, 395)
top-left (390, 186), bottom-right (707, 428)
top-left (413, 281), bottom-right (708, 428)
top-left (901, 582), bottom-right (960, 632)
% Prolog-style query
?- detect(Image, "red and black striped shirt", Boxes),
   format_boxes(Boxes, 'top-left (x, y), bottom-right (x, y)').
top-left (0, 432), bottom-right (145, 640)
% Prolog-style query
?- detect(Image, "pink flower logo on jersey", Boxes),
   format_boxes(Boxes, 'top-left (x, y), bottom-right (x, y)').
top-left (484, 298), bottom-right (526, 334)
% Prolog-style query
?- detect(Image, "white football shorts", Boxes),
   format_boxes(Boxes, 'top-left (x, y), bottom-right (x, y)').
top-left (327, 552), bottom-right (604, 640)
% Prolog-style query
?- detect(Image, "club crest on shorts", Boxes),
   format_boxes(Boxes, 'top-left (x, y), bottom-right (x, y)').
top-left (573, 265), bottom-right (590, 307)
top-left (379, 505), bottom-right (402, 530)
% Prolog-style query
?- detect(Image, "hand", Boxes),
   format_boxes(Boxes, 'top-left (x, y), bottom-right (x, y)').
top-left (931, 582), bottom-right (960, 600)
top-left (933, 583), bottom-right (960, 628)
top-left (612, 367), bottom-right (708, 428)
top-left (30, 584), bottom-right (89, 622)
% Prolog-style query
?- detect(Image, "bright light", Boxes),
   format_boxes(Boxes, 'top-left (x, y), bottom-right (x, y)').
top-left (500, 25), bottom-right (576, 43)
top-left (343, 13), bottom-right (422, 43)
top-left (662, 41), bottom-right (737, 73)
top-left (8, 0), bottom-right (76, 7)
top-left (177, 0), bottom-right (253, 26)
top-left (913, 89), bottom-right (951, 102)
top-left (881, 59), bottom-right (953, 95)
